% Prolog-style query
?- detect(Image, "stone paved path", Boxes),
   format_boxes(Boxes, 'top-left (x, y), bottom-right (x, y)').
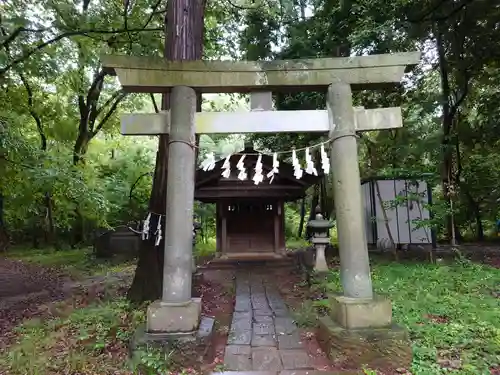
top-left (223, 273), bottom-right (313, 372)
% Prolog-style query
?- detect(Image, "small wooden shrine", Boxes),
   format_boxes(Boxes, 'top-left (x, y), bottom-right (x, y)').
top-left (195, 144), bottom-right (321, 259)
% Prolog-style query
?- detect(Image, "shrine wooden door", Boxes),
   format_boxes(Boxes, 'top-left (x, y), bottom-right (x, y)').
top-left (225, 201), bottom-right (275, 253)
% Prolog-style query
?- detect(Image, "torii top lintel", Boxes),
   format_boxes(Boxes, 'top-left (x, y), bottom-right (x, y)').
top-left (101, 52), bottom-right (421, 94)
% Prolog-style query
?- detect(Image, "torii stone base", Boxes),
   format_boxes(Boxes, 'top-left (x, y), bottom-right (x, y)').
top-left (146, 299), bottom-right (202, 334)
top-left (316, 295), bottom-right (411, 370)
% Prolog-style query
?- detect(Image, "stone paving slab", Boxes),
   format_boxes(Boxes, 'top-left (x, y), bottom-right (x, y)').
top-left (279, 350), bottom-right (313, 370)
top-left (232, 319), bottom-right (252, 331)
top-left (254, 315), bottom-right (273, 323)
top-left (275, 317), bottom-right (297, 335)
top-left (224, 345), bottom-right (252, 371)
top-left (254, 309), bottom-right (274, 316)
top-left (251, 333), bottom-right (276, 347)
top-left (228, 330), bottom-right (252, 345)
top-left (276, 332), bottom-right (303, 349)
top-left (210, 372), bottom-right (356, 375)
top-left (252, 347), bottom-right (283, 371)
top-left (224, 273), bottom-right (313, 372)
top-left (253, 323), bottom-right (275, 335)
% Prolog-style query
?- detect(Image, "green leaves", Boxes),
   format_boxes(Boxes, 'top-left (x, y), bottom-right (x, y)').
top-left (322, 260), bottom-right (500, 374)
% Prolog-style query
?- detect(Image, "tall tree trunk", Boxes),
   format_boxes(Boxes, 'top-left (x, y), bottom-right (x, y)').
top-left (305, 185), bottom-right (319, 240)
top-left (127, 0), bottom-right (205, 303)
top-left (297, 197), bottom-right (306, 238)
top-left (0, 192), bottom-right (8, 252)
top-left (435, 24), bottom-right (455, 243)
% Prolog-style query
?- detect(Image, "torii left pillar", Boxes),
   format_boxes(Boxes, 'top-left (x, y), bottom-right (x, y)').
top-left (146, 86), bottom-right (201, 334)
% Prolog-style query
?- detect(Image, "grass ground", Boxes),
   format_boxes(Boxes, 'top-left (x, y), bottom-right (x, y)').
top-left (293, 257), bottom-right (500, 375)
top-left (4, 247), bottom-right (136, 279)
top-left (2, 247), bottom-right (499, 374)
top-left (0, 247), bottom-right (233, 375)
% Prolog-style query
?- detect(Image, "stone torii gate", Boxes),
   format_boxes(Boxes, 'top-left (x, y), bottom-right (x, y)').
top-left (102, 53), bottom-right (421, 338)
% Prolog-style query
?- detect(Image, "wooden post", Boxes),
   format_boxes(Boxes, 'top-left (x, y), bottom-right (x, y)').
top-left (221, 212), bottom-right (227, 256)
top-left (274, 206), bottom-right (280, 255)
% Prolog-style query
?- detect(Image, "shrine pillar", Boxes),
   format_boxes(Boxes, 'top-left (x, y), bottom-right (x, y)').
top-left (327, 82), bottom-right (373, 299)
top-left (146, 86), bottom-right (201, 334)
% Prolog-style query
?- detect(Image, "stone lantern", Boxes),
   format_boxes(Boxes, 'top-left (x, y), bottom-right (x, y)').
top-left (307, 206), bottom-right (334, 272)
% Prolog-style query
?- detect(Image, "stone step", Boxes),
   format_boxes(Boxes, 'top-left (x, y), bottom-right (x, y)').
top-left (209, 371), bottom-right (359, 375)
top-left (199, 256), bottom-right (295, 270)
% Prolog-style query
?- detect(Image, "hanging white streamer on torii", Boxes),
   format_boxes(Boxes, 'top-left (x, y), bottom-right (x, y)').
top-left (305, 147), bottom-right (318, 176)
top-left (138, 212), bottom-right (199, 247)
top-left (142, 213), bottom-right (151, 240)
top-left (200, 139), bottom-right (332, 182)
top-left (154, 217), bottom-right (162, 246)
top-left (236, 154), bottom-right (247, 180)
top-left (292, 149), bottom-right (303, 179)
top-left (253, 154), bottom-right (264, 185)
top-left (320, 144), bottom-right (330, 174)
top-left (201, 152), bottom-right (216, 171)
top-left (221, 155), bottom-right (231, 178)
top-left (266, 153), bottom-right (279, 183)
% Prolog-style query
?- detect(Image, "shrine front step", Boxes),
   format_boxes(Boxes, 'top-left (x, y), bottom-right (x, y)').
top-left (210, 371), bottom-right (360, 375)
top-left (199, 257), bottom-right (295, 270)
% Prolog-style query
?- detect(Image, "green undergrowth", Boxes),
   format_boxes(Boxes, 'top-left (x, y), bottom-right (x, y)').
top-left (296, 259), bottom-right (500, 375)
top-left (6, 247), bottom-right (136, 279)
top-left (0, 296), bottom-right (150, 375)
top-left (194, 238), bottom-right (217, 257)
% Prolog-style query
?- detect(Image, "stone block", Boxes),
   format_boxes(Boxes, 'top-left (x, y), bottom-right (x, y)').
top-left (330, 294), bottom-right (392, 329)
top-left (253, 323), bottom-right (275, 336)
top-left (251, 333), bottom-right (276, 347)
top-left (316, 316), bottom-right (412, 369)
top-left (224, 345), bottom-right (252, 371)
top-left (252, 347), bottom-right (283, 371)
top-left (254, 309), bottom-right (274, 317)
top-left (235, 299), bottom-right (251, 312)
top-left (277, 332), bottom-right (303, 349)
top-left (254, 315), bottom-right (273, 323)
top-left (93, 226), bottom-right (140, 259)
top-left (275, 317), bottom-right (297, 335)
top-left (146, 298), bottom-right (201, 333)
top-left (130, 316), bottom-right (214, 363)
top-left (228, 330), bottom-right (252, 345)
top-left (279, 349), bottom-right (313, 370)
top-left (231, 318), bottom-right (252, 331)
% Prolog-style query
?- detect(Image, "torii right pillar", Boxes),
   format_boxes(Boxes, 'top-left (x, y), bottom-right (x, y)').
top-left (318, 82), bottom-right (412, 370)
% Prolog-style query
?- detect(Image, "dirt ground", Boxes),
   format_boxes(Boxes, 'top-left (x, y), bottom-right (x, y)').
top-left (1, 244), bottom-right (499, 374)
top-left (0, 259), bottom-right (69, 343)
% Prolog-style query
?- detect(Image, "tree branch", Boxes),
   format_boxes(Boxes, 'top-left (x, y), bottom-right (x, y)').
top-left (150, 93), bottom-right (159, 113)
top-left (407, 0), bottom-right (474, 24)
top-left (142, 0), bottom-right (166, 29)
top-left (0, 26), bottom-right (49, 50)
top-left (85, 69), bottom-right (107, 129)
top-left (0, 27), bottom-right (163, 76)
top-left (92, 92), bottom-right (128, 136)
top-left (91, 90), bottom-right (124, 131)
top-left (19, 75), bottom-right (47, 151)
